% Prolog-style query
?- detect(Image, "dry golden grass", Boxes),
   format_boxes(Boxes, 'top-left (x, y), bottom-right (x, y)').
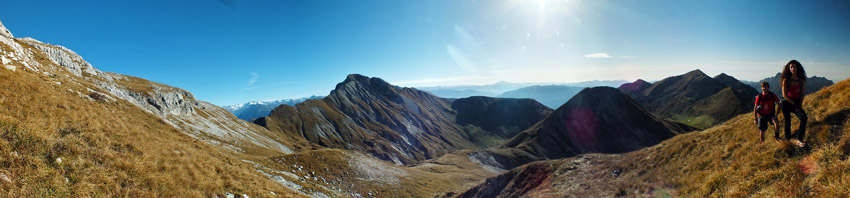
top-left (0, 41), bottom-right (303, 197)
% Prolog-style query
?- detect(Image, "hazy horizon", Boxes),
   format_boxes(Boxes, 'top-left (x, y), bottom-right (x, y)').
top-left (2, 0), bottom-right (848, 106)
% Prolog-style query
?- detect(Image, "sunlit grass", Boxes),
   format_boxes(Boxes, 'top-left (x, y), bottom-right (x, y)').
top-left (618, 78), bottom-right (850, 197)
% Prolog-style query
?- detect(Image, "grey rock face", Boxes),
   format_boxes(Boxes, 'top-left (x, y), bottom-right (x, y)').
top-left (13, 37), bottom-right (195, 118)
top-left (98, 73), bottom-right (198, 118)
top-left (16, 37), bottom-right (196, 118)
top-left (20, 38), bottom-right (99, 77)
top-left (147, 88), bottom-right (197, 116)
top-left (0, 19), bottom-right (12, 38)
top-left (0, 20), bottom-right (26, 62)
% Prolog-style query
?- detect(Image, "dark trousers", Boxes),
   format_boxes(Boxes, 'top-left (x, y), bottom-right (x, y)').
top-left (757, 114), bottom-right (775, 134)
top-left (781, 99), bottom-right (807, 140)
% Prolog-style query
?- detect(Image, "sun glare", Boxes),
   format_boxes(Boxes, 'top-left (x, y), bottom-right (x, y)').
top-left (505, 0), bottom-right (575, 31)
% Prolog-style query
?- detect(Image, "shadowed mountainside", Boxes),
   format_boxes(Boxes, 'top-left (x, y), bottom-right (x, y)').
top-left (617, 79), bottom-right (652, 99)
top-left (452, 96), bottom-right (553, 139)
top-left (497, 87), bottom-right (694, 163)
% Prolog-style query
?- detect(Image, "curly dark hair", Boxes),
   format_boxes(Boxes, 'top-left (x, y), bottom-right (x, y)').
top-left (781, 60), bottom-right (806, 84)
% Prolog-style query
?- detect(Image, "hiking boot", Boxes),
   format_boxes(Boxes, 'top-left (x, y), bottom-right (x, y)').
top-left (793, 139), bottom-right (806, 147)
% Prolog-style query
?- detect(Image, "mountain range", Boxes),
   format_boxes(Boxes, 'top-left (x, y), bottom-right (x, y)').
top-left (418, 80), bottom-right (628, 101)
top-left (417, 81), bottom-right (534, 98)
top-left (222, 96), bottom-right (323, 122)
top-left (4, 17), bottom-right (848, 197)
top-left (496, 85), bottom-right (585, 109)
top-left (254, 74), bottom-right (552, 165)
top-left (2, 20), bottom-right (513, 197)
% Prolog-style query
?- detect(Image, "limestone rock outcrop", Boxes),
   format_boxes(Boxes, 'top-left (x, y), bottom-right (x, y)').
top-left (0, 19), bottom-right (12, 38)
top-left (20, 38), bottom-right (99, 77)
top-left (0, 19), bottom-right (28, 71)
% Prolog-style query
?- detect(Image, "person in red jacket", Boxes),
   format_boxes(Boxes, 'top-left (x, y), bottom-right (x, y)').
top-left (781, 60), bottom-right (808, 147)
top-left (754, 81), bottom-right (780, 142)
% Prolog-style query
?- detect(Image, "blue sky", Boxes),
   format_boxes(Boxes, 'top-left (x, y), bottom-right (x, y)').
top-left (1, 0), bottom-right (848, 106)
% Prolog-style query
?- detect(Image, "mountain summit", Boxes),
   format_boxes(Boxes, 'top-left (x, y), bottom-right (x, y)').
top-left (617, 79), bottom-right (652, 98)
top-left (714, 73), bottom-right (759, 98)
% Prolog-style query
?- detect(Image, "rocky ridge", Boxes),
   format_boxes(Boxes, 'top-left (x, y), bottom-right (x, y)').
top-left (1, 21), bottom-right (297, 155)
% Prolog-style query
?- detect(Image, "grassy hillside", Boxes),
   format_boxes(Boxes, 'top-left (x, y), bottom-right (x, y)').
top-left (452, 78), bottom-right (850, 197)
top-left (630, 77), bottom-right (850, 197)
top-left (1, 41), bottom-right (302, 197)
top-left (3, 37), bottom-right (512, 197)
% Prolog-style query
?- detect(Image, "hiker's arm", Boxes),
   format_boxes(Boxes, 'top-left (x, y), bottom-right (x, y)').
top-left (775, 94), bottom-right (782, 116)
top-left (781, 79), bottom-right (794, 105)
